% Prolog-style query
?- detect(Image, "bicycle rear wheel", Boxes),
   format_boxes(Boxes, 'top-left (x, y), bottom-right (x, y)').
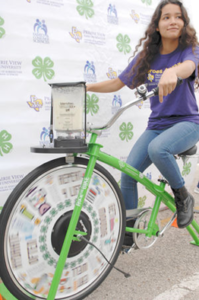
top-left (0, 157), bottom-right (125, 300)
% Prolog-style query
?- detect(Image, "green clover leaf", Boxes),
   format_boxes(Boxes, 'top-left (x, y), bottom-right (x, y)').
top-left (70, 261), bottom-right (76, 268)
top-left (32, 56), bottom-right (55, 81)
top-left (50, 208), bottom-right (57, 216)
top-left (116, 34), bottom-right (123, 43)
top-left (138, 196), bottom-right (147, 208)
top-left (41, 225), bottom-right (47, 233)
top-left (116, 34), bottom-right (131, 55)
top-left (0, 17), bottom-right (5, 38)
top-left (76, 0), bottom-right (94, 19)
top-left (119, 122), bottom-right (133, 142)
top-left (182, 162), bottom-right (192, 176)
top-left (32, 56), bottom-right (43, 68)
top-left (124, 35), bottom-right (131, 44)
top-left (86, 94), bottom-right (99, 116)
top-left (78, 257), bottom-right (83, 264)
top-left (39, 235), bottom-right (46, 243)
top-left (44, 57), bottom-right (54, 69)
top-left (43, 252), bottom-right (50, 260)
top-left (0, 17), bottom-right (4, 26)
top-left (141, 0), bottom-right (152, 5)
top-left (44, 216), bottom-right (52, 224)
top-left (0, 28), bottom-right (5, 38)
top-left (48, 258), bottom-right (55, 266)
top-left (57, 202), bottom-right (64, 211)
top-left (40, 245), bottom-right (47, 252)
top-left (0, 130), bottom-right (13, 156)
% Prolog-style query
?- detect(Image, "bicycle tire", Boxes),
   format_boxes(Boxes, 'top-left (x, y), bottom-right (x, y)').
top-left (0, 157), bottom-right (125, 300)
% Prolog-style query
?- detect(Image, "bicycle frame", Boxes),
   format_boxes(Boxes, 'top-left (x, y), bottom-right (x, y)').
top-left (2, 80), bottom-right (196, 300)
top-left (46, 130), bottom-right (199, 300)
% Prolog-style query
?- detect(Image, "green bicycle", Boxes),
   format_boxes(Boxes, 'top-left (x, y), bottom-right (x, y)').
top-left (0, 81), bottom-right (199, 300)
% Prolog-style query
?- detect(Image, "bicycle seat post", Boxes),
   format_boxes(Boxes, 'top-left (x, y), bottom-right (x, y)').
top-left (176, 145), bottom-right (198, 166)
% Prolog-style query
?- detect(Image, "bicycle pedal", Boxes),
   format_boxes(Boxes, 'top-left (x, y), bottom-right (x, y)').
top-left (121, 243), bottom-right (136, 254)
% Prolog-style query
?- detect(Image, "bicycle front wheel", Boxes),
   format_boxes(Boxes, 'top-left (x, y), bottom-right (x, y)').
top-left (0, 157), bottom-right (125, 300)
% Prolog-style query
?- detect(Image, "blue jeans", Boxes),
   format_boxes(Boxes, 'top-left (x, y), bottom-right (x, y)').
top-left (121, 122), bottom-right (199, 210)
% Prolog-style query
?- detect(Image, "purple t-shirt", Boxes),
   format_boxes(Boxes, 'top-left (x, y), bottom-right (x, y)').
top-left (119, 46), bottom-right (199, 129)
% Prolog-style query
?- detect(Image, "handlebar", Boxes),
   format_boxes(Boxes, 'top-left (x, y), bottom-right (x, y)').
top-left (88, 78), bottom-right (182, 133)
top-left (152, 77), bottom-right (183, 96)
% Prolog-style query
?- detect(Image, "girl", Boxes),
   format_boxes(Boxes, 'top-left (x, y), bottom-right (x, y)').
top-left (86, 0), bottom-right (199, 238)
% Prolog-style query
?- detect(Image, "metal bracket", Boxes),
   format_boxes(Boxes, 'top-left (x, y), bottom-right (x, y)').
top-left (65, 154), bottom-right (75, 163)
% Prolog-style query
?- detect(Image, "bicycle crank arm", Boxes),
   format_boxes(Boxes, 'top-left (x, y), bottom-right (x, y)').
top-left (157, 212), bottom-right (177, 237)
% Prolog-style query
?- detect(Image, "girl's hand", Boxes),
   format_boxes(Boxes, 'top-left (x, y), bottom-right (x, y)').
top-left (158, 68), bottom-right (178, 103)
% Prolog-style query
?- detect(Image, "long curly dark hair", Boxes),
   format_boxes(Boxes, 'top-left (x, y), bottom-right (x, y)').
top-left (130, 0), bottom-right (199, 88)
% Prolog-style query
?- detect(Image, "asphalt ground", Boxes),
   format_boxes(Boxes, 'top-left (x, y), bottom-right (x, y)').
top-left (86, 164), bottom-right (199, 300)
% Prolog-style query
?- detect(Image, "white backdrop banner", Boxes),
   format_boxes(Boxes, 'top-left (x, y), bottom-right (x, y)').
top-left (0, 0), bottom-right (199, 211)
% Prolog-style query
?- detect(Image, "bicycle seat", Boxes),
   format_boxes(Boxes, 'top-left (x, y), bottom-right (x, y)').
top-left (178, 145), bottom-right (197, 156)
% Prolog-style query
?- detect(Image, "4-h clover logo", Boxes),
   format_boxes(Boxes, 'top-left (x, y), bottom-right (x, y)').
top-left (86, 94), bottom-right (99, 116)
top-left (138, 196), bottom-right (147, 208)
top-left (76, 0), bottom-right (94, 19)
top-left (0, 17), bottom-right (5, 38)
top-left (182, 162), bottom-right (192, 176)
top-left (32, 56), bottom-right (55, 81)
top-left (119, 122), bottom-right (133, 142)
top-left (116, 34), bottom-right (131, 55)
top-left (0, 130), bottom-right (13, 157)
top-left (141, 0), bottom-right (152, 5)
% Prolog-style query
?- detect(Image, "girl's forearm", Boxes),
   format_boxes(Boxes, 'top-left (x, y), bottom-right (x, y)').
top-left (173, 60), bottom-right (196, 79)
top-left (158, 60), bottom-right (196, 103)
top-left (86, 78), bottom-right (125, 93)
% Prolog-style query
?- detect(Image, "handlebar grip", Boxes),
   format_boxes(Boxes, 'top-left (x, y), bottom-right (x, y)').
top-left (153, 77), bottom-right (183, 96)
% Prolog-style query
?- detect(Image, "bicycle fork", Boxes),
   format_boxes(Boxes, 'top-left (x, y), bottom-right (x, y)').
top-left (47, 144), bottom-right (101, 300)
